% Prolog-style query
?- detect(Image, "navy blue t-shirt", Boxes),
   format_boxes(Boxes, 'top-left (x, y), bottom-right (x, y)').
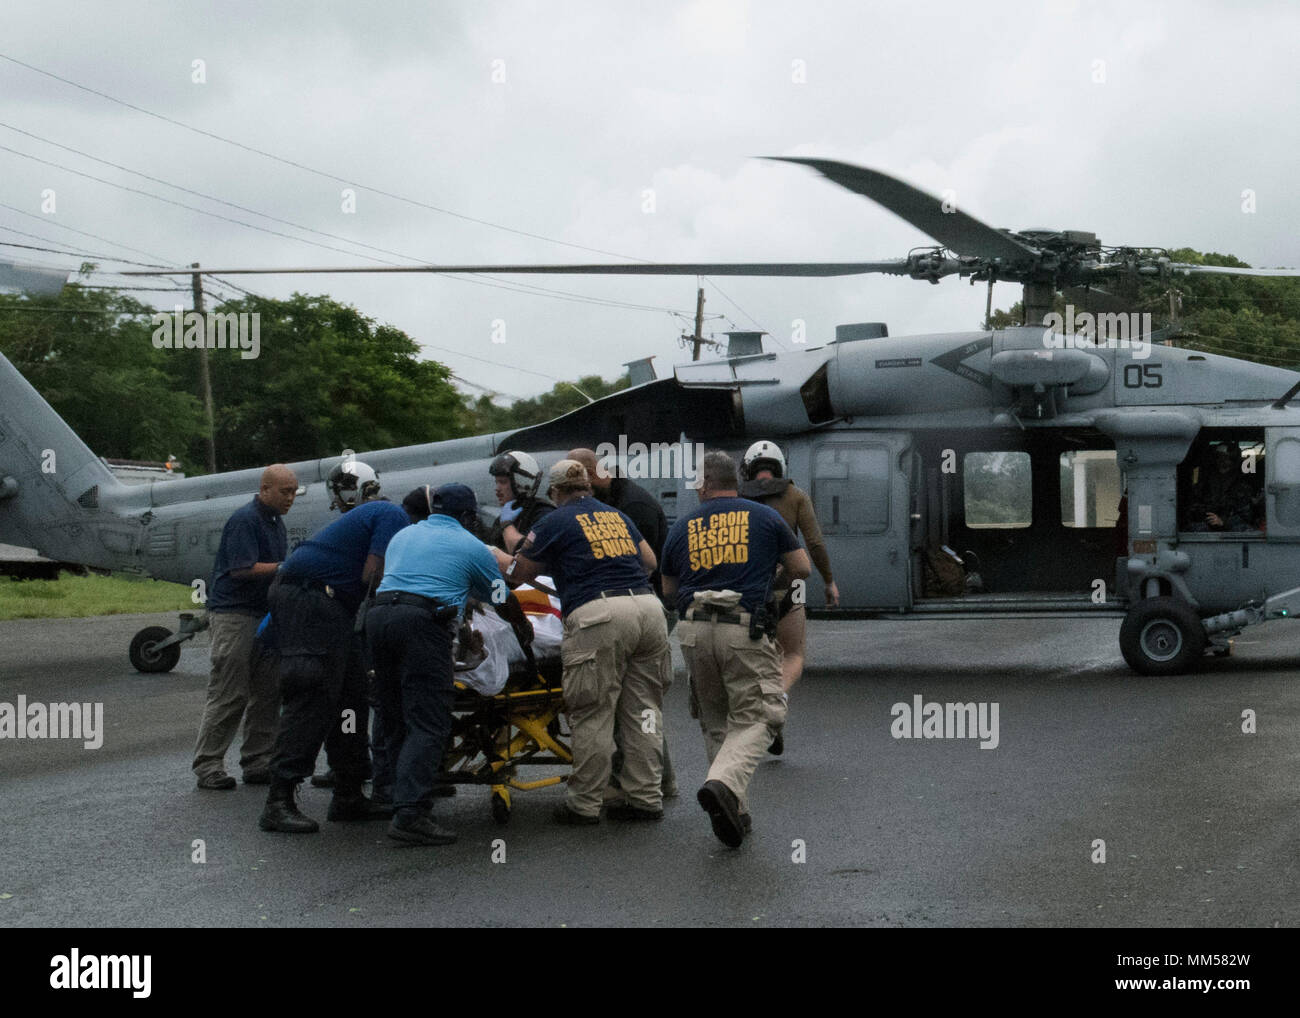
top-left (520, 496), bottom-right (649, 617)
top-left (208, 496), bottom-right (288, 614)
top-left (660, 496), bottom-right (799, 615)
top-left (280, 500), bottom-right (410, 612)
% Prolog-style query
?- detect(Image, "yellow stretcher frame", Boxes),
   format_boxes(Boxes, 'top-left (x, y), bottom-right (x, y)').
top-left (440, 671), bottom-right (572, 825)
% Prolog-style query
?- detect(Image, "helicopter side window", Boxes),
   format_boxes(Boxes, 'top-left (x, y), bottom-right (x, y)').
top-left (963, 451), bottom-right (1031, 529)
top-left (1060, 451), bottom-right (1122, 528)
top-left (1178, 432), bottom-right (1265, 534)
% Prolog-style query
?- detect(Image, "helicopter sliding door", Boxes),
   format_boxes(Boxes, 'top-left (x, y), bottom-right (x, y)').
top-left (809, 433), bottom-right (911, 609)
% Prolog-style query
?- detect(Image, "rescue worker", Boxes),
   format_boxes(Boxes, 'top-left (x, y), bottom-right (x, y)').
top-left (660, 451), bottom-right (810, 848)
top-left (366, 484), bottom-right (503, 846)
top-left (567, 446), bottom-right (677, 801)
top-left (311, 459), bottom-right (383, 790)
top-left (740, 440), bottom-right (838, 756)
top-left (258, 460), bottom-right (409, 833)
top-left (488, 450), bottom-right (554, 553)
top-left (192, 463), bottom-right (296, 790)
top-left (510, 460), bottom-right (670, 824)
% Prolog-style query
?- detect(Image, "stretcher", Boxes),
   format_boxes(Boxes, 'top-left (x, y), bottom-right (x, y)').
top-left (439, 581), bottom-right (573, 824)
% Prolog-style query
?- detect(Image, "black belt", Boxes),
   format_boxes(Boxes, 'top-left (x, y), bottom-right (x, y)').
top-left (373, 590), bottom-right (459, 619)
top-left (277, 576), bottom-right (335, 598)
top-left (599, 586), bottom-right (654, 599)
top-left (680, 608), bottom-right (749, 625)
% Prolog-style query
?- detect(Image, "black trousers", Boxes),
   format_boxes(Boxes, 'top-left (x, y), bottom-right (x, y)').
top-left (267, 583), bottom-right (369, 789)
top-left (364, 601), bottom-right (456, 820)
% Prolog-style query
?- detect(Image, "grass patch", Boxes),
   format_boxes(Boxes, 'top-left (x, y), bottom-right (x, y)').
top-left (0, 572), bottom-right (195, 620)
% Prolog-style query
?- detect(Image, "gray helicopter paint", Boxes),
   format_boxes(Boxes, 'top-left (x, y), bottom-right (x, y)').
top-left (8, 317), bottom-right (1300, 650)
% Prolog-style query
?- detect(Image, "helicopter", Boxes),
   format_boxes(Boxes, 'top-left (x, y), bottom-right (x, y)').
top-left (5, 157), bottom-right (1300, 676)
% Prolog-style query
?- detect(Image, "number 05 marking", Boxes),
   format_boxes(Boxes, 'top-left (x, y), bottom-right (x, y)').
top-left (1123, 363), bottom-right (1162, 388)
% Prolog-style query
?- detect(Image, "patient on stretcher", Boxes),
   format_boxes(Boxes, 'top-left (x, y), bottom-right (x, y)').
top-left (454, 578), bottom-right (563, 695)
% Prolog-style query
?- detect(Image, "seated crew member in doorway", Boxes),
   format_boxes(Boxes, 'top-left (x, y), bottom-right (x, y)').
top-left (192, 463), bottom-right (296, 791)
top-left (661, 450), bottom-right (809, 848)
top-left (510, 460), bottom-right (671, 824)
top-left (366, 484), bottom-right (503, 847)
top-left (259, 461), bottom-right (409, 833)
top-left (487, 450), bottom-right (554, 553)
top-left (567, 446), bottom-right (677, 801)
top-left (739, 440), bottom-right (837, 756)
top-left (1183, 442), bottom-right (1263, 533)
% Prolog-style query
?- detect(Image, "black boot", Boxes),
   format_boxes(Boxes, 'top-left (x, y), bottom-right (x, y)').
top-left (327, 780), bottom-right (394, 822)
top-left (259, 780), bottom-right (320, 834)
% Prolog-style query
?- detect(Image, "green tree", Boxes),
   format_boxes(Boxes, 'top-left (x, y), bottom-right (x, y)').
top-left (0, 283), bottom-right (205, 461)
top-left (171, 293), bottom-right (467, 471)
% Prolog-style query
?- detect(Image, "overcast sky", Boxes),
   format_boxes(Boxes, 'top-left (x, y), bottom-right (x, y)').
top-left (2, 0), bottom-right (1298, 401)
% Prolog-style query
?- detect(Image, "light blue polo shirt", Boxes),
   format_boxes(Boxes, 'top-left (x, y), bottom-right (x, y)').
top-left (377, 514), bottom-right (499, 610)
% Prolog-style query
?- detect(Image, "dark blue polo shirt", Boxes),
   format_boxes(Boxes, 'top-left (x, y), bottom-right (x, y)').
top-left (208, 496), bottom-right (288, 614)
top-left (279, 500), bottom-right (410, 613)
top-left (520, 496), bottom-right (649, 617)
top-left (660, 496), bottom-right (799, 615)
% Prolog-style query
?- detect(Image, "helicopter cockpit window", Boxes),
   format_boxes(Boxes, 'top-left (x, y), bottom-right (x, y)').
top-left (1060, 451), bottom-right (1122, 528)
top-left (1178, 432), bottom-right (1265, 534)
top-left (963, 451), bottom-right (1031, 529)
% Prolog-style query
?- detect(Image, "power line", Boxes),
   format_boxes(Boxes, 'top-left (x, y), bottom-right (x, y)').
top-left (0, 50), bottom-right (640, 262)
top-left (0, 53), bottom-right (763, 323)
top-left (0, 233), bottom-right (169, 269)
top-left (0, 138), bottom-right (698, 317)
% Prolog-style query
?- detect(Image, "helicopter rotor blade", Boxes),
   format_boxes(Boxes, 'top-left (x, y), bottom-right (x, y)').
top-left (1165, 262), bottom-right (1300, 278)
top-left (766, 157), bottom-right (1041, 266)
top-left (124, 260), bottom-right (915, 278)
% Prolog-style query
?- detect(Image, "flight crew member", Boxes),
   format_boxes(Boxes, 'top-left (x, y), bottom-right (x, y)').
top-left (740, 440), bottom-right (838, 756)
top-left (1183, 442), bottom-right (1263, 532)
top-left (510, 460), bottom-right (671, 824)
top-left (366, 484), bottom-right (503, 846)
top-left (567, 446), bottom-right (677, 801)
top-left (660, 451), bottom-right (810, 848)
top-left (488, 450), bottom-right (554, 553)
top-left (193, 463), bottom-right (297, 790)
top-left (258, 461), bottom-right (408, 834)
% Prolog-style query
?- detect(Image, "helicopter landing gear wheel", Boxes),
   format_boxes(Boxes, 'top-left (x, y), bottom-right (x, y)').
top-left (1119, 597), bottom-right (1206, 676)
top-left (129, 626), bottom-right (181, 673)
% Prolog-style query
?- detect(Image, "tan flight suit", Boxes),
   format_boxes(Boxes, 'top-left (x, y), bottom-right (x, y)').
top-left (749, 481), bottom-right (835, 593)
top-left (676, 590), bottom-right (786, 813)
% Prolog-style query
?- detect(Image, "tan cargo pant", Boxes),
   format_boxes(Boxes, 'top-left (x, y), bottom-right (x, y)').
top-left (677, 616), bottom-right (785, 813)
top-left (192, 611), bottom-right (281, 779)
top-left (561, 593), bottom-right (671, 817)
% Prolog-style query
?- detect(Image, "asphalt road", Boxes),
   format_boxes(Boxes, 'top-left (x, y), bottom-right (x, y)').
top-left (1, 611), bottom-right (1297, 928)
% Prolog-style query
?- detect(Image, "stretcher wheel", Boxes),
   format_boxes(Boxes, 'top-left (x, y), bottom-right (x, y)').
top-left (491, 790), bottom-right (511, 825)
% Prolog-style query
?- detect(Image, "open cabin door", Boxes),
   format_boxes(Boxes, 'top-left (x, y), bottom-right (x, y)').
top-left (811, 433), bottom-right (912, 608)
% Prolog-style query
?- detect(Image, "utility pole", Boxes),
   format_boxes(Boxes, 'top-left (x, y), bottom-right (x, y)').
top-left (688, 286), bottom-right (706, 361)
top-left (191, 263), bottom-right (217, 474)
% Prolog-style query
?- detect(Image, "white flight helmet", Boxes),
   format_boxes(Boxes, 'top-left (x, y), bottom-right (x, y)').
top-left (328, 459), bottom-right (380, 510)
top-left (743, 440), bottom-right (786, 480)
top-left (489, 450), bottom-right (542, 498)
